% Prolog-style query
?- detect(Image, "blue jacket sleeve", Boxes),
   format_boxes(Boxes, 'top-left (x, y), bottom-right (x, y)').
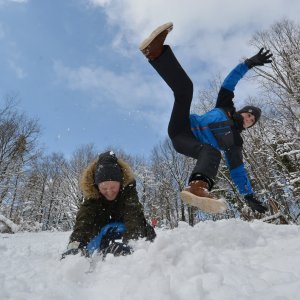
top-left (222, 62), bottom-right (249, 92)
top-left (224, 147), bottom-right (253, 195)
top-left (228, 164), bottom-right (253, 195)
top-left (216, 62), bottom-right (249, 109)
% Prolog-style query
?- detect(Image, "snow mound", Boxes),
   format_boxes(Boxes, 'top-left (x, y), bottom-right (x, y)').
top-left (1, 219), bottom-right (300, 300)
top-left (0, 214), bottom-right (19, 233)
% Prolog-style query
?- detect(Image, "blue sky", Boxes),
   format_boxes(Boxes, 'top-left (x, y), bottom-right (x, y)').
top-left (1, 0), bottom-right (300, 159)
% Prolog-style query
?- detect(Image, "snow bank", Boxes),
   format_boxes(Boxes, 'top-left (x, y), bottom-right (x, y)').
top-left (1, 219), bottom-right (300, 300)
top-left (0, 214), bottom-right (19, 233)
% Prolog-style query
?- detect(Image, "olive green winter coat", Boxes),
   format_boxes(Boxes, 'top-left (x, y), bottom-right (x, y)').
top-left (69, 157), bottom-right (154, 247)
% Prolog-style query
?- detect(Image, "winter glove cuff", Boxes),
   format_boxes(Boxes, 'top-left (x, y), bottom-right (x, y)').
top-left (61, 241), bottom-right (83, 259)
top-left (67, 241), bottom-right (81, 250)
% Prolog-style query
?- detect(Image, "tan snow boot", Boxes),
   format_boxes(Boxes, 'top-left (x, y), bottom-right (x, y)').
top-left (181, 180), bottom-right (227, 213)
top-left (184, 180), bottom-right (218, 200)
top-left (139, 22), bottom-right (173, 60)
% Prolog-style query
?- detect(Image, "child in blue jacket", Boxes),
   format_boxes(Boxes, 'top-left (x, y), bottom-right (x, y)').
top-left (140, 23), bottom-right (272, 213)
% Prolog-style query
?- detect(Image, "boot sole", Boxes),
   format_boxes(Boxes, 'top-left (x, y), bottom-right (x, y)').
top-left (139, 22), bottom-right (173, 51)
top-left (180, 191), bottom-right (228, 214)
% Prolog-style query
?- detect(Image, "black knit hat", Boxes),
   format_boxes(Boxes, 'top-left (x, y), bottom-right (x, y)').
top-left (94, 151), bottom-right (122, 185)
top-left (238, 106), bottom-right (261, 127)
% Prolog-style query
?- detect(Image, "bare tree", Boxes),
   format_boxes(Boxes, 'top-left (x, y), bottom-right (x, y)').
top-left (0, 96), bottom-right (40, 214)
top-left (64, 144), bottom-right (97, 209)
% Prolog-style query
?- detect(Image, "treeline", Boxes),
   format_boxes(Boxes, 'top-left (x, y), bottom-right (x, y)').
top-left (0, 19), bottom-right (299, 231)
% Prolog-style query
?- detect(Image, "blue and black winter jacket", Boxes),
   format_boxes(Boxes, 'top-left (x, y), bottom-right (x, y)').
top-left (190, 62), bottom-right (253, 195)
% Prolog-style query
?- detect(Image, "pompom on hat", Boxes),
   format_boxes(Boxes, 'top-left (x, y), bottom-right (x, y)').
top-left (94, 151), bottom-right (122, 185)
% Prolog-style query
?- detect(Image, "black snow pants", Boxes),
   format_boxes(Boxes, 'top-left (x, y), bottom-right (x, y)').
top-left (149, 45), bottom-right (221, 181)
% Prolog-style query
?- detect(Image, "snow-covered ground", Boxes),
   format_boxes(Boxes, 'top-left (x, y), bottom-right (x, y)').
top-left (1, 219), bottom-right (300, 300)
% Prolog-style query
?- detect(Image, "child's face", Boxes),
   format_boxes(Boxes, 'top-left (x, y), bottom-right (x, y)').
top-left (98, 181), bottom-right (121, 201)
top-left (241, 112), bottom-right (255, 128)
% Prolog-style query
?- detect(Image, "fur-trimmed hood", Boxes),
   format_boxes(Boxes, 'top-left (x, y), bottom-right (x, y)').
top-left (80, 158), bottom-right (135, 200)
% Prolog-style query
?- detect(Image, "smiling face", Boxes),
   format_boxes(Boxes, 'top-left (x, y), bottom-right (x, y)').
top-left (98, 181), bottom-right (121, 201)
top-left (241, 112), bottom-right (256, 128)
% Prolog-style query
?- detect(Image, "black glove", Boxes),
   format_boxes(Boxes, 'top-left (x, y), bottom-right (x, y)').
top-left (244, 194), bottom-right (268, 213)
top-left (61, 241), bottom-right (82, 259)
top-left (100, 226), bottom-right (125, 250)
top-left (245, 48), bottom-right (273, 69)
top-left (101, 241), bottom-right (133, 257)
top-left (145, 222), bottom-right (156, 242)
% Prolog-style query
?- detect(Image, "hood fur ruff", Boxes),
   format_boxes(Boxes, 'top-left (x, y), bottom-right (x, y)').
top-left (80, 158), bottom-right (135, 200)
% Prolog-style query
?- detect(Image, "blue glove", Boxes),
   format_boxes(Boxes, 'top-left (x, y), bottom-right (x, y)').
top-left (86, 222), bottom-right (126, 256)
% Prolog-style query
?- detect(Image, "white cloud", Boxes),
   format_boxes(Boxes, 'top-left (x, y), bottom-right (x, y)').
top-left (53, 61), bottom-right (172, 130)
top-left (87, 0), bottom-right (300, 70)
top-left (68, 0), bottom-right (300, 136)
top-left (8, 59), bottom-right (27, 79)
top-left (88, 0), bottom-right (111, 6)
top-left (82, 0), bottom-right (300, 114)
top-left (0, 0), bottom-right (28, 5)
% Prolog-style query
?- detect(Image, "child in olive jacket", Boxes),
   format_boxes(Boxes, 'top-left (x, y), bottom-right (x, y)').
top-left (63, 151), bottom-right (155, 258)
